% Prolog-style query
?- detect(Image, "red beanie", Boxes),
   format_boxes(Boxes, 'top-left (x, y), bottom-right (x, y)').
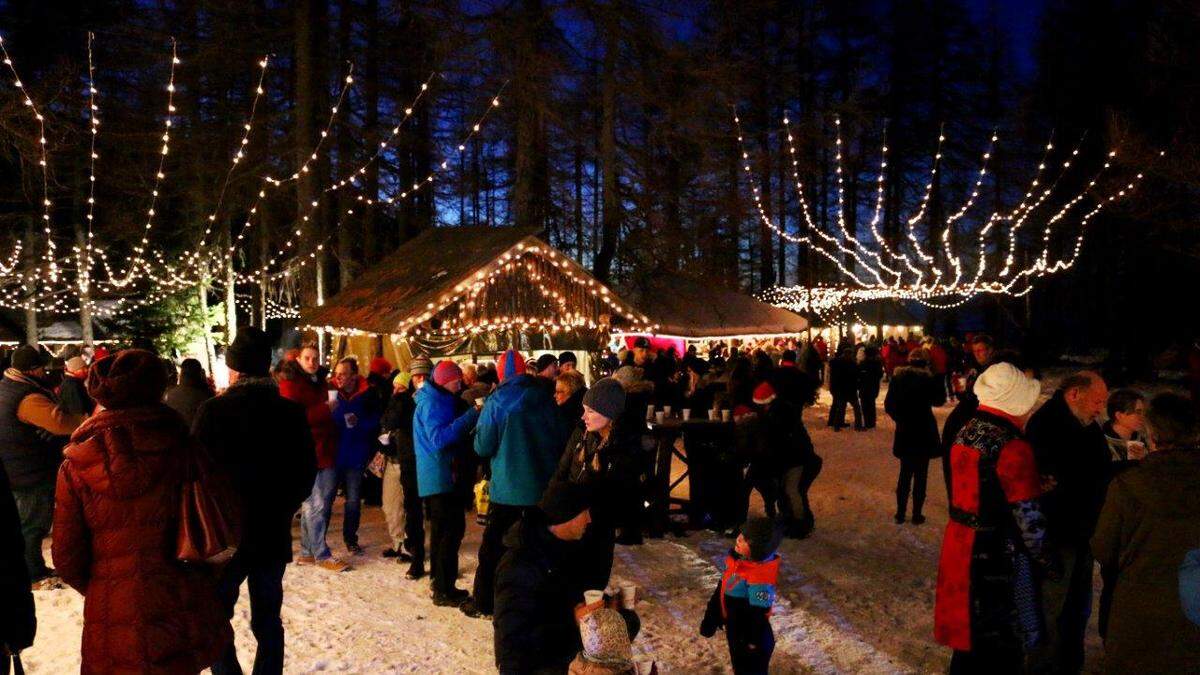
top-left (752, 381), bottom-right (776, 405)
top-left (433, 360), bottom-right (463, 387)
top-left (497, 350), bottom-right (526, 382)
top-left (87, 349), bottom-right (168, 410)
top-left (369, 356), bottom-right (393, 378)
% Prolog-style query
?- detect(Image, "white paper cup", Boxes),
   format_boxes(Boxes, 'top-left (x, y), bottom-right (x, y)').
top-left (707, 409), bottom-right (718, 421)
top-left (475, 398), bottom-right (485, 407)
top-left (663, 405), bottom-right (672, 417)
top-left (721, 409), bottom-right (732, 422)
top-left (327, 390), bottom-right (338, 403)
top-left (655, 411), bottom-right (665, 424)
top-left (646, 404), bottom-right (655, 420)
top-left (619, 584), bottom-right (637, 609)
top-left (681, 409), bottom-right (691, 421)
top-left (584, 589), bottom-right (605, 606)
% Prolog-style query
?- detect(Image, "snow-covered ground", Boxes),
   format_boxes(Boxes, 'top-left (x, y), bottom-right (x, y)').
top-left (26, 383), bottom-right (1106, 673)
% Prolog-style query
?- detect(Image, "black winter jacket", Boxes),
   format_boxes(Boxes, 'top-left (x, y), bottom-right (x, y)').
top-left (0, 460), bottom-right (35, 653)
top-left (380, 389), bottom-right (417, 461)
top-left (192, 378), bottom-right (317, 564)
top-left (857, 358), bottom-right (884, 398)
top-left (493, 514), bottom-right (586, 674)
top-left (1026, 391), bottom-right (1111, 545)
top-left (58, 375), bottom-right (94, 417)
top-left (828, 356), bottom-right (858, 397)
top-left (755, 399), bottom-right (818, 473)
top-left (884, 365), bottom-right (946, 459)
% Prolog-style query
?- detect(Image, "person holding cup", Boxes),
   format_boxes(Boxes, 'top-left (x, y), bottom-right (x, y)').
top-left (330, 357), bottom-right (383, 556)
top-left (1103, 388), bottom-right (1149, 470)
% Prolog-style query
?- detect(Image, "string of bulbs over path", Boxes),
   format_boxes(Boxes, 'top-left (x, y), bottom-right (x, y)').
top-left (734, 110), bottom-right (1160, 316)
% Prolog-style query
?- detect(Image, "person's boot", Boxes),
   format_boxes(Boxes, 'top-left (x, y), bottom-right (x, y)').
top-left (459, 597), bottom-right (492, 619)
top-left (910, 513), bottom-right (926, 525)
top-left (405, 561), bottom-right (425, 580)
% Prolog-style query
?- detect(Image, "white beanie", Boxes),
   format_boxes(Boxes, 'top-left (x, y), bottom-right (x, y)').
top-left (973, 362), bottom-right (1041, 417)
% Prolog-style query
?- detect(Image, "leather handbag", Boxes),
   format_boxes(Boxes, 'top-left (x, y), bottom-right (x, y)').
top-left (176, 445), bottom-right (239, 565)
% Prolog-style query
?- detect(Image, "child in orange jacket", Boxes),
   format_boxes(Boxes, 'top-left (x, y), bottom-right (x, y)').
top-left (700, 516), bottom-right (782, 674)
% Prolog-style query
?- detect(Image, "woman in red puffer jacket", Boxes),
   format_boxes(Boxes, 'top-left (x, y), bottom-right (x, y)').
top-left (52, 350), bottom-right (232, 674)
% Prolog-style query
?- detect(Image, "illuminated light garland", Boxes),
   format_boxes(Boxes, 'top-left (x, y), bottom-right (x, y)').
top-left (238, 85), bottom-right (508, 284)
top-left (103, 40), bottom-right (180, 288)
top-left (0, 32), bottom-right (56, 282)
top-left (77, 32), bottom-right (100, 295)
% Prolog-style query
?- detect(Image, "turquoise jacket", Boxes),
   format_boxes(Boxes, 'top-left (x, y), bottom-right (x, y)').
top-left (474, 374), bottom-right (566, 506)
top-left (414, 382), bottom-right (479, 497)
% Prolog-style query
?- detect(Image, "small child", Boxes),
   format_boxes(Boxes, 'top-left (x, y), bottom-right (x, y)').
top-left (699, 516), bottom-right (783, 675)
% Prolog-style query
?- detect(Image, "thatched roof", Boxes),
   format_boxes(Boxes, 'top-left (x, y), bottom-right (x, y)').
top-left (301, 226), bottom-right (649, 336)
top-left (620, 275), bottom-right (808, 338)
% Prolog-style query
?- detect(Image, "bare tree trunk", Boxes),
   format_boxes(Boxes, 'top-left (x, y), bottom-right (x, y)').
top-left (23, 218), bottom-right (37, 347)
top-left (225, 253), bottom-right (237, 345)
top-left (198, 279), bottom-right (215, 374)
top-left (295, 0), bottom-right (329, 306)
top-left (362, 0), bottom-right (380, 260)
top-left (593, 7), bottom-right (620, 282)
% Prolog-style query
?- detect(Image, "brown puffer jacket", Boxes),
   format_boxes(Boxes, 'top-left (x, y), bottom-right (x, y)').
top-left (52, 405), bottom-right (232, 674)
top-left (1091, 447), bottom-right (1200, 674)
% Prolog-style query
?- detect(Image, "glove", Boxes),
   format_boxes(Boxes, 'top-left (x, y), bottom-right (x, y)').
top-left (699, 614), bottom-right (720, 638)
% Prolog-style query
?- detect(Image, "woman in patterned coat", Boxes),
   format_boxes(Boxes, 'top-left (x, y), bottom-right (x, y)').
top-left (934, 363), bottom-right (1061, 674)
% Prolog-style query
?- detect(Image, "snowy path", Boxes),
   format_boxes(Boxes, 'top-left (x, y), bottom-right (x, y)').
top-left (26, 384), bottom-right (1106, 673)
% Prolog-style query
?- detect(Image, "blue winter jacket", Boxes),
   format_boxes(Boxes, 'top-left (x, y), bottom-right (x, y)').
top-left (333, 378), bottom-right (382, 470)
top-left (414, 382), bottom-right (480, 497)
top-left (474, 374), bottom-right (567, 506)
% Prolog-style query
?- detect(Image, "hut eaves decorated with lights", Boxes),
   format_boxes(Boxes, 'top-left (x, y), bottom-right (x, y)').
top-left (300, 226), bottom-right (656, 370)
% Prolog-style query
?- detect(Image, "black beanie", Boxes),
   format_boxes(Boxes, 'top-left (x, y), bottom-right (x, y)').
top-left (539, 480), bottom-right (592, 526)
top-left (226, 327), bottom-right (272, 377)
top-left (558, 351), bottom-right (578, 366)
top-left (581, 377), bottom-right (626, 421)
top-left (535, 353), bottom-right (558, 373)
top-left (741, 516), bottom-right (784, 561)
top-left (11, 345), bottom-right (48, 372)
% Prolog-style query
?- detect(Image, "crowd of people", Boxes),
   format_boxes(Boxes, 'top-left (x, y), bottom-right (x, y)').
top-left (0, 327), bottom-right (1198, 674)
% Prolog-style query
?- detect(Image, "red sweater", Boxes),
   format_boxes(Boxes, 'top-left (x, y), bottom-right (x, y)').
top-left (278, 364), bottom-right (338, 469)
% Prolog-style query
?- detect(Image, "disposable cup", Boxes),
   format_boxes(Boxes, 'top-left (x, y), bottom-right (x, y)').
top-left (327, 390), bottom-right (338, 403)
top-left (721, 409), bottom-right (732, 422)
top-left (681, 409), bottom-right (691, 421)
top-left (707, 409), bottom-right (718, 421)
top-left (663, 405), bottom-right (672, 417)
top-left (619, 584), bottom-right (637, 609)
top-left (584, 589), bottom-right (605, 606)
top-left (646, 404), bottom-right (655, 420)
top-left (475, 398), bottom-right (485, 407)
top-left (655, 411), bottom-right (665, 424)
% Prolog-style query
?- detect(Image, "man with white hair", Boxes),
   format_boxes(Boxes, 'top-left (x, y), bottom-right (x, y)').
top-left (934, 362), bottom-right (1060, 673)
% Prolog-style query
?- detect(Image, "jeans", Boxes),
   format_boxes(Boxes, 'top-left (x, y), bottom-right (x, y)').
top-left (12, 482), bottom-right (54, 580)
top-left (1027, 543), bottom-right (1093, 674)
top-left (896, 457), bottom-right (930, 518)
top-left (299, 467), bottom-right (364, 559)
top-left (427, 492), bottom-right (465, 596)
top-left (212, 554), bottom-right (287, 675)
top-left (472, 503), bottom-right (527, 613)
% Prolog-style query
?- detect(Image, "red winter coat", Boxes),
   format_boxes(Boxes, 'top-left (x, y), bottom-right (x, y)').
top-left (928, 343), bottom-right (948, 375)
top-left (52, 405), bottom-right (231, 674)
top-left (278, 361), bottom-right (338, 469)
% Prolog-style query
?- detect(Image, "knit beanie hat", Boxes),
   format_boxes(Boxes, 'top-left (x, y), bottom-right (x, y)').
top-left (369, 356), bottom-right (393, 378)
top-left (497, 349), bottom-right (526, 382)
top-left (539, 479), bottom-right (592, 526)
top-left (65, 356), bottom-right (88, 376)
top-left (752, 381), bottom-right (776, 405)
top-left (226, 327), bottom-right (272, 377)
top-left (433, 360), bottom-right (463, 387)
top-left (781, 349), bottom-right (797, 365)
top-left (578, 608), bottom-right (634, 669)
top-left (974, 362), bottom-right (1041, 417)
top-left (741, 516), bottom-right (784, 562)
top-left (86, 349), bottom-right (169, 410)
top-left (392, 371), bottom-right (413, 390)
top-left (558, 351), bottom-right (578, 367)
top-left (11, 345), bottom-right (48, 372)
top-left (408, 355), bottom-right (433, 376)
top-left (582, 377), bottom-right (626, 421)
top-left (534, 353), bottom-right (558, 373)
top-left (611, 365), bottom-right (644, 390)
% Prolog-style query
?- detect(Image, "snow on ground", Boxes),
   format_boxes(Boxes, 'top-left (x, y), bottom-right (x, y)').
top-left (27, 380), bottom-right (1107, 673)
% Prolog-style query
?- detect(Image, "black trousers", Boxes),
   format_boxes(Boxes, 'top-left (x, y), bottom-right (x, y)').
top-left (212, 554), bottom-right (287, 675)
top-left (858, 389), bottom-right (878, 428)
top-left (472, 503), bottom-right (527, 613)
top-left (398, 454), bottom-right (425, 566)
top-left (828, 392), bottom-right (862, 429)
top-left (426, 492), bottom-right (465, 596)
top-left (896, 457), bottom-right (929, 517)
top-left (728, 624), bottom-right (774, 674)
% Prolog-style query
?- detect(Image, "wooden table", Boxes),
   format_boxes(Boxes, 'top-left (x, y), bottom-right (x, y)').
top-left (644, 416), bottom-right (734, 537)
